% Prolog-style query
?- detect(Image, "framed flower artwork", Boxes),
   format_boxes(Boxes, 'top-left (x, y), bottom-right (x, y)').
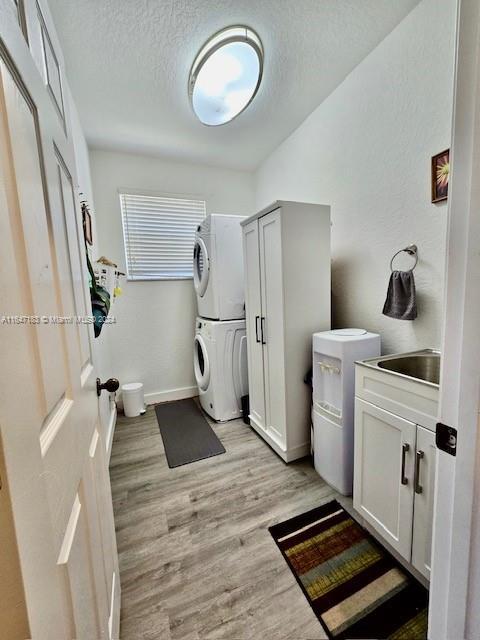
top-left (431, 149), bottom-right (450, 203)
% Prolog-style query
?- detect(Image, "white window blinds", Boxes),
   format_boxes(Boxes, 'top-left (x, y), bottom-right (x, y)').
top-left (120, 193), bottom-right (206, 280)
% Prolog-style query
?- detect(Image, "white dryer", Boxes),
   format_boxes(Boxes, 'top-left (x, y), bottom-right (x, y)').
top-left (194, 317), bottom-right (248, 422)
top-left (193, 214), bottom-right (245, 320)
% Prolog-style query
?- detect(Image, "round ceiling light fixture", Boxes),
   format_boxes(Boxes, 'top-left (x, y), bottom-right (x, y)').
top-left (189, 26), bottom-right (263, 126)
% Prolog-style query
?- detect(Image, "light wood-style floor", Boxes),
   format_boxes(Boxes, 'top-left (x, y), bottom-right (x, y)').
top-left (109, 404), bottom-right (339, 640)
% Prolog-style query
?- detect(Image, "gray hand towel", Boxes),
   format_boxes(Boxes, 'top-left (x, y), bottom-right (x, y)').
top-left (382, 270), bottom-right (417, 320)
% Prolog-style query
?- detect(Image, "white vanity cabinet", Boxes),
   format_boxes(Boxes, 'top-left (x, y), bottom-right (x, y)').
top-left (354, 361), bottom-right (439, 580)
top-left (241, 201), bottom-right (331, 462)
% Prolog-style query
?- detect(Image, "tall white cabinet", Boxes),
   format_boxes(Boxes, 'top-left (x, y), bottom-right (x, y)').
top-left (241, 201), bottom-right (331, 462)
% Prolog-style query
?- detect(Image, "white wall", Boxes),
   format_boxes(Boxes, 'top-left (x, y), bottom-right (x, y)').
top-left (90, 149), bottom-right (254, 402)
top-left (255, 0), bottom-right (456, 354)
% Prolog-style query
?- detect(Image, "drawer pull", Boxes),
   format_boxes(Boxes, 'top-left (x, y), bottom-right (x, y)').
top-left (415, 450), bottom-right (424, 494)
top-left (401, 443), bottom-right (410, 485)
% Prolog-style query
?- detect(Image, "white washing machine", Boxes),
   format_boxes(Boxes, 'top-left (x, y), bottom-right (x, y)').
top-left (193, 214), bottom-right (245, 320)
top-left (194, 317), bottom-right (248, 422)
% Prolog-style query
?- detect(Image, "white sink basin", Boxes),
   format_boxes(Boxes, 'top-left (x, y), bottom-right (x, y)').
top-left (364, 350), bottom-right (440, 387)
top-left (355, 350), bottom-right (440, 431)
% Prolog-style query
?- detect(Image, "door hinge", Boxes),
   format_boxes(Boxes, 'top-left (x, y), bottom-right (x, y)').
top-left (436, 422), bottom-right (457, 456)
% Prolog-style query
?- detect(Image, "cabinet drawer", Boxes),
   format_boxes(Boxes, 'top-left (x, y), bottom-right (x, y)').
top-left (355, 364), bottom-right (438, 432)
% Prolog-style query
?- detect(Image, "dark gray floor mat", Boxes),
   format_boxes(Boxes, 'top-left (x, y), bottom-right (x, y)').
top-left (155, 399), bottom-right (225, 468)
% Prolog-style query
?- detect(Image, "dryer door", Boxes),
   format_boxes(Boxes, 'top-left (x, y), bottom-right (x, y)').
top-left (193, 236), bottom-right (210, 297)
top-left (194, 334), bottom-right (211, 391)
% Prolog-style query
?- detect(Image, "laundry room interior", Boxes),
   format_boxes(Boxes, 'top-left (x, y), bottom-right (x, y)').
top-left (2, 1), bottom-right (480, 639)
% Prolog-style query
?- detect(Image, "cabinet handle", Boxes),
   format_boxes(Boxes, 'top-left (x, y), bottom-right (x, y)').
top-left (401, 443), bottom-right (410, 485)
top-left (414, 450), bottom-right (424, 494)
top-left (261, 317), bottom-right (266, 344)
top-left (255, 316), bottom-right (260, 343)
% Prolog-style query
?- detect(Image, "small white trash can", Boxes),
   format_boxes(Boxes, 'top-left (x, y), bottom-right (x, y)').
top-left (122, 382), bottom-right (145, 418)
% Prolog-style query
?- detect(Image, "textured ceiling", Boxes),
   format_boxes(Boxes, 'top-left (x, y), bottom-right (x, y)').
top-left (49, 0), bottom-right (420, 170)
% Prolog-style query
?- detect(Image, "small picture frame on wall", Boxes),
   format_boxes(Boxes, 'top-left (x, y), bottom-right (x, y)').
top-left (82, 202), bottom-right (93, 245)
top-left (431, 149), bottom-right (450, 203)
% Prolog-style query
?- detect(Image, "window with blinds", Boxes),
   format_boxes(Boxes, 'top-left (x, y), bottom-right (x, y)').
top-left (120, 193), bottom-right (206, 280)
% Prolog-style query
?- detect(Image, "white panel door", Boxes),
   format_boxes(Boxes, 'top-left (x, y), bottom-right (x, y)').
top-left (412, 425), bottom-right (437, 581)
top-left (258, 210), bottom-right (286, 448)
top-left (354, 398), bottom-right (416, 560)
top-left (242, 219), bottom-right (265, 430)
top-left (0, 4), bottom-right (119, 638)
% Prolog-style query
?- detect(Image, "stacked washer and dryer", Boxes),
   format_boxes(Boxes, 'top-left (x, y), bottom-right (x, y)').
top-left (193, 214), bottom-right (248, 422)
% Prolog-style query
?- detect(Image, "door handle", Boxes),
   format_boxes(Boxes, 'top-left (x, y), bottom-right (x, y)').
top-left (261, 317), bottom-right (266, 344)
top-left (96, 377), bottom-right (120, 397)
top-left (414, 450), bottom-right (424, 494)
top-left (401, 443), bottom-right (410, 485)
top-left (255, 316), bottom-right (260, 343)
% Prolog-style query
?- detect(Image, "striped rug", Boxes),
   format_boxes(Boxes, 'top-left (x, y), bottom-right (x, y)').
top-left (269, 500), bottom-right (428, 639)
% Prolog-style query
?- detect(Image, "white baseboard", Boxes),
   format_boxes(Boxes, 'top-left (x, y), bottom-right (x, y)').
top-left (144, 385), bottom-right (198, 406)
top-left (106, 404), bottom-right (117, 462)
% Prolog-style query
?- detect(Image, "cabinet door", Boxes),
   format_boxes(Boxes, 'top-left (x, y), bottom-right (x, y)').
top-left (354, 399), bottom-right (416, 560)
top-left (412, 426), bottom-right (437, 580)
top-left (259, 210), bottom-right (287, 447)
top-left (242, 219), bottom-right (266, 430)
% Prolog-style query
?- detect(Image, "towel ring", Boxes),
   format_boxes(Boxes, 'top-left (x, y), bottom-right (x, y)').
top-left (390, 244), bottom-right (418, 272)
